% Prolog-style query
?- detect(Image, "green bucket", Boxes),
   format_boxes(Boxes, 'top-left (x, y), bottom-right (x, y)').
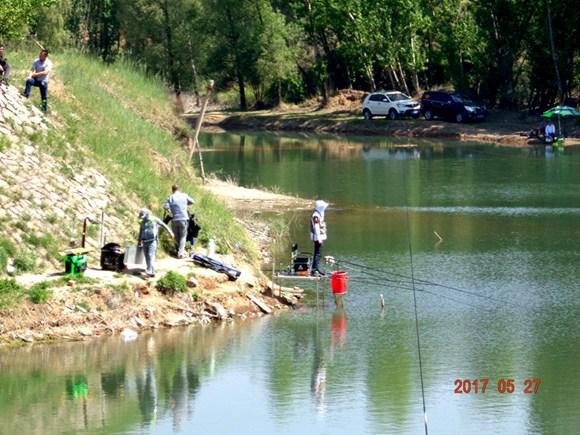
top-left (64, 254), bottom-right (88, 275)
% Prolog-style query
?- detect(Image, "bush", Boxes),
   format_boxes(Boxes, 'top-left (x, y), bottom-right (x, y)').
top-left (28, 282), bottom-right (52, 304)
top-left (0, 279), bottom-right (24, 309)
top-left (156, 271), bottom-right (188, 295)
top-left (13, 253), bottom-right (37, 273)
top-left (0, 238), bottom-right (16, 274)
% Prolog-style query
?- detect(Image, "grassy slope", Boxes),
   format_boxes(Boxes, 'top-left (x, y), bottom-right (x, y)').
top-left (7, 49), bottom-right (253, 262)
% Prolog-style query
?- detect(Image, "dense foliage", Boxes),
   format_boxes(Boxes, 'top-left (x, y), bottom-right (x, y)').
top-left (2, 0), bottom-right (578, 110)
top-left (156, 271), bottom-right (189, 295)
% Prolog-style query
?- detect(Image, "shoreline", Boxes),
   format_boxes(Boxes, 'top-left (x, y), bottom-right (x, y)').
top-left (0, 179), bottom-right (309, 347)
top-left (193, 109), bottom-right (580, 147)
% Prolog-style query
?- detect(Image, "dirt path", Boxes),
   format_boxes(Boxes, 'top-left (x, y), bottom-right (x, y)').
top-left (204, 176), bottom-right (311, 212)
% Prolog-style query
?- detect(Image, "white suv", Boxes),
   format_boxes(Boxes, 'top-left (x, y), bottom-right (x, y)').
top-left (362, 91), bottom-right (421, 120)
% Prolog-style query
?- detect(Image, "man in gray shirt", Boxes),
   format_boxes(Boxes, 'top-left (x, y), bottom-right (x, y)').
top-left (163, 184), bottom-right (195, 258)
top-left (23, 49), bottom-right (52, 113)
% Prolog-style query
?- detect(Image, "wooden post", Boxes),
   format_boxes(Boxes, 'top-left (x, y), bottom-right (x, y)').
top-left (99, 211), bottom-right (105, 247)
top-left (190, 80), bottom-right (214, 183)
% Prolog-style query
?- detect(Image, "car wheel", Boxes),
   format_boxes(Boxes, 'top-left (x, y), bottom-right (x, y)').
top-left (455, 112), bottom-right (464, 123)
top-left (363, 109), bottom-right (373, 120)
top-left (388, 109), bottom-right (398, 120)
top-left (424, 110), bottom-right (433, 121)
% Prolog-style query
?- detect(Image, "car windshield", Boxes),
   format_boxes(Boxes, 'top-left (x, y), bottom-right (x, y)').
top-left (386, 92), bottom-right (410, 102)
top-left (451, 95), bottom-right (476, 105)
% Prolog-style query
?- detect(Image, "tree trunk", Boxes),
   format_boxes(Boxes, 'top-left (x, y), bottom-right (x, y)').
top-left (224, 4), bottom-right (247, 110)
top-left (397, 61), bottom-right (410, 95)
top-left (389, 65), bottom-right (400, 89)
top-left (187, 36), bottom-right (201, 107)
top-left (162, 0), bottom-right (181, 106)
top-left (277, 79), bottom-right (282, 106)
top-left (546, 0), bottom-right (563, 102)
top-left (410, 33), bottom-right (420, 94)
top-left (366, 64), bottom-right (376, 91)
top-left (237, 71), bottom-right (247, 110)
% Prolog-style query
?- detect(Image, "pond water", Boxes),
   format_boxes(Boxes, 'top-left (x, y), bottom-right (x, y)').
top-left (2, 133), bottom-right (580, 434)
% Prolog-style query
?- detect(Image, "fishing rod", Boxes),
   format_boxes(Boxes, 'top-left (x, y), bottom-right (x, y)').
top-left (402, 163), bottom-right (429, 435)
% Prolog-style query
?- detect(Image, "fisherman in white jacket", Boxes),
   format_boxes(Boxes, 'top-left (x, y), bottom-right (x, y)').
top-left (310, 200), bottom-right (329, 276)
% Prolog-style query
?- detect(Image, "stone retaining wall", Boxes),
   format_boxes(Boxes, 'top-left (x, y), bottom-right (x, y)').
top-left (0, 82), bottom-right (138, 269)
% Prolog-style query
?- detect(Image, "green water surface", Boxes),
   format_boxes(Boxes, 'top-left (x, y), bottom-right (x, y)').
top-left (1, 133), bottom-right (579, 435)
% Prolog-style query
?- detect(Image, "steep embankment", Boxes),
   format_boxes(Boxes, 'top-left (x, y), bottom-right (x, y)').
top-left (0, 51), bottom-right (300, 345)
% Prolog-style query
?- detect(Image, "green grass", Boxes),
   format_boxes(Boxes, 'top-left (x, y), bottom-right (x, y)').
top-left (13, 253), bottom-right (37, 273)
top-left (0, 238), bottom-right (17, 274)
top-left (0, 135), bottom-right (11, 152)
top-left (110, 281), bottom-right (130, 294)
top-left (7, 47), bottom-right (255, 267)
top-left (28, 282), bottom-right (52, 304)
top-left (156, 271), bottom-right (188, 295)
top-left (0, 279), bottom-right (24, 309)
top-left (76, 301), bottom-right (90, 312)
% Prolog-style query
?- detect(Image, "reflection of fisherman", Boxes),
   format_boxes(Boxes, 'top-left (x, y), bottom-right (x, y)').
top-left (311, 321), bottom-right (326, 415)
top-left (310, 200), bottom-right (329, 276)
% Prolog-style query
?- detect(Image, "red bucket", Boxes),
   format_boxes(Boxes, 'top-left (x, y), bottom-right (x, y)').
top-left (330, 271), bottom-right (348, 295)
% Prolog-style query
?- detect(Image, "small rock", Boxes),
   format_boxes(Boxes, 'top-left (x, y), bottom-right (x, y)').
top-left (207, 302), bottom-right (229, 319)
top-left (105, 296), bottom-right (122, 309)
top-left (79, 328), bottom-right (93, 337)
top-left (120, 328), bottom-right (138, 341)
top-left (187, 277), bottom-right (198, 288)
top-left (133, 317), bottom-right (146, 327)
top-left (67, 280), bottom-right (76, 287)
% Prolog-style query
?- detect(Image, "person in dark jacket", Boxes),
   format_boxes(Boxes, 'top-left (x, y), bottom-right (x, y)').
top-left (0, 45), bottom-right (11, 84)
top-left (186, 213), bottom-right (201, 252)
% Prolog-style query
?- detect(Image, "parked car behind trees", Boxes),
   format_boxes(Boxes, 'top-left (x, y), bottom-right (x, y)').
top-left (421, 91), bottom-right (487, 123)
top-left (362, 91), bottom-right (421, 120)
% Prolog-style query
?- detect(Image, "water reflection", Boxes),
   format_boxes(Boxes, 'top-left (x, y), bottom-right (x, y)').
top-left (311, 316), bottom-right (327, 415)
top-left (0, 321), bottom-right (257, 435)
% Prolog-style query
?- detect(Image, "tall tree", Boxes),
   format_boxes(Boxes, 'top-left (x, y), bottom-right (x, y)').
top-left (0, 0), bottom-right (56, 41)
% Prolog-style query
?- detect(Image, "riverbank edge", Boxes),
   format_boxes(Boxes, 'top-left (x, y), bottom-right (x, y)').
top-left (196, 110), bottom-right (580, 147)
top-left (0, 180), bottom-right (310, 348)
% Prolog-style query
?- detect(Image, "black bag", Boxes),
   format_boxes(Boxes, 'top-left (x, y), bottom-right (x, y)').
top-left (187, 214), bottom-right (201, 243)
top-left (100, 243), bottom-right (125, 271)
top-left (163, 214), bottom-right (172, 225)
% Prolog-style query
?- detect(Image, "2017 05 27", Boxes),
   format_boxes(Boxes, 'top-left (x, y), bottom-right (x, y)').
top-left (453, 378), bottom-right (541, 394)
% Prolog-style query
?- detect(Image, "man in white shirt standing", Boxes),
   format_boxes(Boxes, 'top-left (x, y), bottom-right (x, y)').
top-left (163, 184), bottom-right (195, 258)
top-left (23, 49), bottom-right (52, 113)
top-left (310, 199), bottom-right (329, 276)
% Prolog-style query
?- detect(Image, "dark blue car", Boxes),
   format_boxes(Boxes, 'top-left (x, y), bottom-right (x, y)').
top-left (421, 91), bottom-right (487, 123)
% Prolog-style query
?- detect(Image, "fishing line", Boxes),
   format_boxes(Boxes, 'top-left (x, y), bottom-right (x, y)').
top-left (402, 161), bottom-right (429, 435)
top-left (349, 276), bottom-right (487, 310)
top-left (337, 258), bottom-right (512, 305)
